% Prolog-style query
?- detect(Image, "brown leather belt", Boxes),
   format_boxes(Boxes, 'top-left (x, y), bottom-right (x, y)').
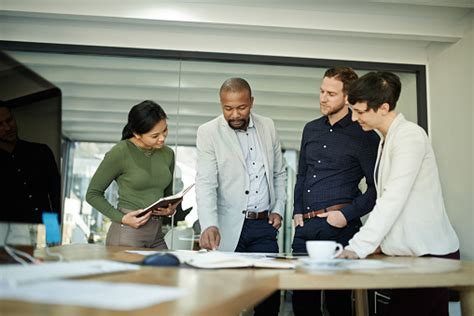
top-left (302, 204), bottom-right (350, 219)
top-left (242, 210), bottom-right (269, 220)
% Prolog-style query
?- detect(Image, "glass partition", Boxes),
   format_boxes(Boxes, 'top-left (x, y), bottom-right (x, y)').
top-left (6, 49), bottom-right (420, 250)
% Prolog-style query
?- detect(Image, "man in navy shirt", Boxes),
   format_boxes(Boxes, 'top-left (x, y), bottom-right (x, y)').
top-left (292, 67), bottom-right (379, 316)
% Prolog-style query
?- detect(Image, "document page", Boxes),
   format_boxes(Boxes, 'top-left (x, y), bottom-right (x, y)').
top-left (298, 258), bottom-right (407, 271)
top-left (183, 251), bottom-right (296, 269)
top-left (0, 280), bottom-right (186, 310)
top-left (0, 260), bottom-right (141, 286)
top-left (126, 250), bottom-right (296, 269)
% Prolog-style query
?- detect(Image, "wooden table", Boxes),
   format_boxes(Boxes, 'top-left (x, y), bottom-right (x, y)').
top-left (1, 244), bottom-right (473, 316)
top-left (281, 255), bottom-right (474, 316)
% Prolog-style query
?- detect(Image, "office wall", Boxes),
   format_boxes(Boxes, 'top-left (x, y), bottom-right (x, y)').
top-left (427, 12), bottom-right (474, 260)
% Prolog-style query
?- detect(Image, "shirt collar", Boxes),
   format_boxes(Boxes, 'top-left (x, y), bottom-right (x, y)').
top-left (248, 115), bottom-right (255, 129)
top-left (235, 114), bottom-right (254, 132)
top-left (324, 109), bottom-right (352, 128)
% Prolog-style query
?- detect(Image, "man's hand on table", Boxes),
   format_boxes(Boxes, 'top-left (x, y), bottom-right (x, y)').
top-left (199, 226), bottom-right (221, 250)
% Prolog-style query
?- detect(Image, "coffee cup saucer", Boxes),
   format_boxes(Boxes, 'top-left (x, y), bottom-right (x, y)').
top-left (299, 257), bottom-right (346, 265)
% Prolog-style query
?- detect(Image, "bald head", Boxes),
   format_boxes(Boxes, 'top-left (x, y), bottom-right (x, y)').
top-left (219, 78), bottom-right (252, 99)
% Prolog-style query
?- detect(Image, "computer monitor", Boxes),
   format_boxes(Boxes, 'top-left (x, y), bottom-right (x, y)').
top-left (0, 51), bottom-right (62, 247)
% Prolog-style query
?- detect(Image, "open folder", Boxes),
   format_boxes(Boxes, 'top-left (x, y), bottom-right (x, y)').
top-left (184, 251), bottom-right (296, 269)
top-left (137, 183), bottom-right (194, 218)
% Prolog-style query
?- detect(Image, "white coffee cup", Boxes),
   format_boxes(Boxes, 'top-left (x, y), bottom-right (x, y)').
top-left (306, 240), bottom-right (343, 260)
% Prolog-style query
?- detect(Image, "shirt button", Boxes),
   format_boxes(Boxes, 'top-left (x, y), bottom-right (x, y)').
top-left (34, 208), bottom-right (39, 211)
top-left (323, 145), bottom-right (327, 148)
top-left (245, 190), bottom-right (249, 194)
top-left (318, 160), bottom-right (321, 163)
top-left (329, 129), bottom-right (333, 132)
top-left (24, 182), bottom-right (27, 185)
top-left (252, 162), bottom-right (255, 165)
top-left (307, 207), bottom-right (310, 210)
top-left (256, 191), bottom-right (258, 193)
top-left (17, 169), bottom-right (21, 172)
top-left (256, 176), bottom-right (258, 178)
top-left (250, 147), bottom-right (253, 150)
top-left (28, 195), bottom-right (33, 198)
top-left (313, 175), bottom-right (316, 178)
top-left (307, 189), bottom-right (311, 193)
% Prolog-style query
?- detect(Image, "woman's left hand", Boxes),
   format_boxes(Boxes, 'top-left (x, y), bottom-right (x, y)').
top-left (151, 200), bottom-right (181, 217)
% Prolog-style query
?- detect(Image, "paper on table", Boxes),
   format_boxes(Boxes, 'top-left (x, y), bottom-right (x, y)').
top-left (185, 251), bottom-right (296, 269)
top-left (0, 260), bottom-right (141, 286)
top-left (126, 250), bottom-right (161, 256)
top-left (0, 280), bottom-right (186, 311)
top-left (126, 250), bottom-right (296, 269)
top-left (299, 258), bottom-right (407, 270)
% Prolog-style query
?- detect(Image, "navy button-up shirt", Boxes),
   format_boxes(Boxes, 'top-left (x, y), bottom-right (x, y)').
top-left (293, 110), bottom-right (379, 222)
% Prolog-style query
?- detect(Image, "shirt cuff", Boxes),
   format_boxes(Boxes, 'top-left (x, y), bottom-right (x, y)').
top-left (345, 242), bottom-right (371, 259)
top-left (340, 205), bottom-right (357, 222)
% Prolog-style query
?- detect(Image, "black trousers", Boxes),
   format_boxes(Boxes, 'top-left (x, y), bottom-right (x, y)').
top-left (386, 250), bottom-right (460, 316)
top-left (291, 217), bottom-right (361, 316)
top-left (235, 219), bottom-right (280, 316)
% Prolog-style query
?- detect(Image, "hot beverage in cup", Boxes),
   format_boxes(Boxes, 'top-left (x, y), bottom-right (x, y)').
top-left (306, 240), bottom-right (343, 260)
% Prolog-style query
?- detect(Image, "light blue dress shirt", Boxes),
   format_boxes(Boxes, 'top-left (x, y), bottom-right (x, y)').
top-left (235, 116), bottom-right (270, 212)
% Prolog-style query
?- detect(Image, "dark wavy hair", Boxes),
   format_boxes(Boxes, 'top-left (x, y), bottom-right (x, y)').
top-left (121, 100), bottom-right (168, 140)
top-left (324, 67), bottom-right (359, 94)
top-left (348, 71), bottom-right (401, 111)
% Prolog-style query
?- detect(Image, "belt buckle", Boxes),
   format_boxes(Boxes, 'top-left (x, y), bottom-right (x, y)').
top-left (243, 211), bottom-right (253, 219)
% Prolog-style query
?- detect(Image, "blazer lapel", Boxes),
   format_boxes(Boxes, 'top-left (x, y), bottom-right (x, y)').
top-left (374, 139), bottom-right (384, 195)
top-left (376, 114), bottom-right (405, 195)
top-left (219, 116), bottom-right (246, 168)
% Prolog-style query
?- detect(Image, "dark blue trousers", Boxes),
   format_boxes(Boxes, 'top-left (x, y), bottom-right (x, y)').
top-left (235, 219), bottom-right (280, 316)
top-left (292, 217), bottom-right (361, 316)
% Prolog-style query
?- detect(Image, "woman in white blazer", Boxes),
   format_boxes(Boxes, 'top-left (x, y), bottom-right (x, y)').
top-left (340, 71), bottom-right (459, 316)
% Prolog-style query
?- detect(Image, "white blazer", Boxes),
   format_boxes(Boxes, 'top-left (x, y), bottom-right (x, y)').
top-left (195, 113), bottom-right (286, 251)
top-left (346, 114), bottom-right (459, 258)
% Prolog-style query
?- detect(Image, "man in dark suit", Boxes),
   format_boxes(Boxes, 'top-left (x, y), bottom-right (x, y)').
top-left (0, 104), bottom-right (61, 224)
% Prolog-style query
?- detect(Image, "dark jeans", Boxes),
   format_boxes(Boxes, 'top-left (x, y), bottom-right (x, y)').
top-left (386, 250), bottom-right (460, 316)
top-left (235, 219), bottom-right (280, 316)
top-left (292, 217), bottom-right (361, 316)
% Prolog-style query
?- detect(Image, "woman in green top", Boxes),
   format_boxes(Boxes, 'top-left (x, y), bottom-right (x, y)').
top-left (86, 100), bottom-right (178, 248)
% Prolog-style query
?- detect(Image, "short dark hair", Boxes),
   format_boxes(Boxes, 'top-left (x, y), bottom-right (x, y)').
top-left (219, 77), bottom-right (252, 98)
top-left (121, 100), bottom-right (167, 140)
top-left (348, 71), bottom-right (401, 111)
top-left (323, 67), bottom-right (358, 94)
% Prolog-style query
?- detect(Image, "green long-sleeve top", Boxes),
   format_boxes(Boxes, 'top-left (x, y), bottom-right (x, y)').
top-left (86, 140), bottom-right (174, 223)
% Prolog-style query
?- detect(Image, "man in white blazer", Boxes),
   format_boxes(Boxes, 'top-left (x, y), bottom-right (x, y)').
top-left (341, 71), bottom-right (459, 316)
top-left (196, 77), bottom-right (286, 316)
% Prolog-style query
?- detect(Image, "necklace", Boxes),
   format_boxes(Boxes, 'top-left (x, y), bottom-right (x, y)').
top-left (143, 148), bottom-right (154, 157)
top-left (128, 139), bottom-right (155, 157)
